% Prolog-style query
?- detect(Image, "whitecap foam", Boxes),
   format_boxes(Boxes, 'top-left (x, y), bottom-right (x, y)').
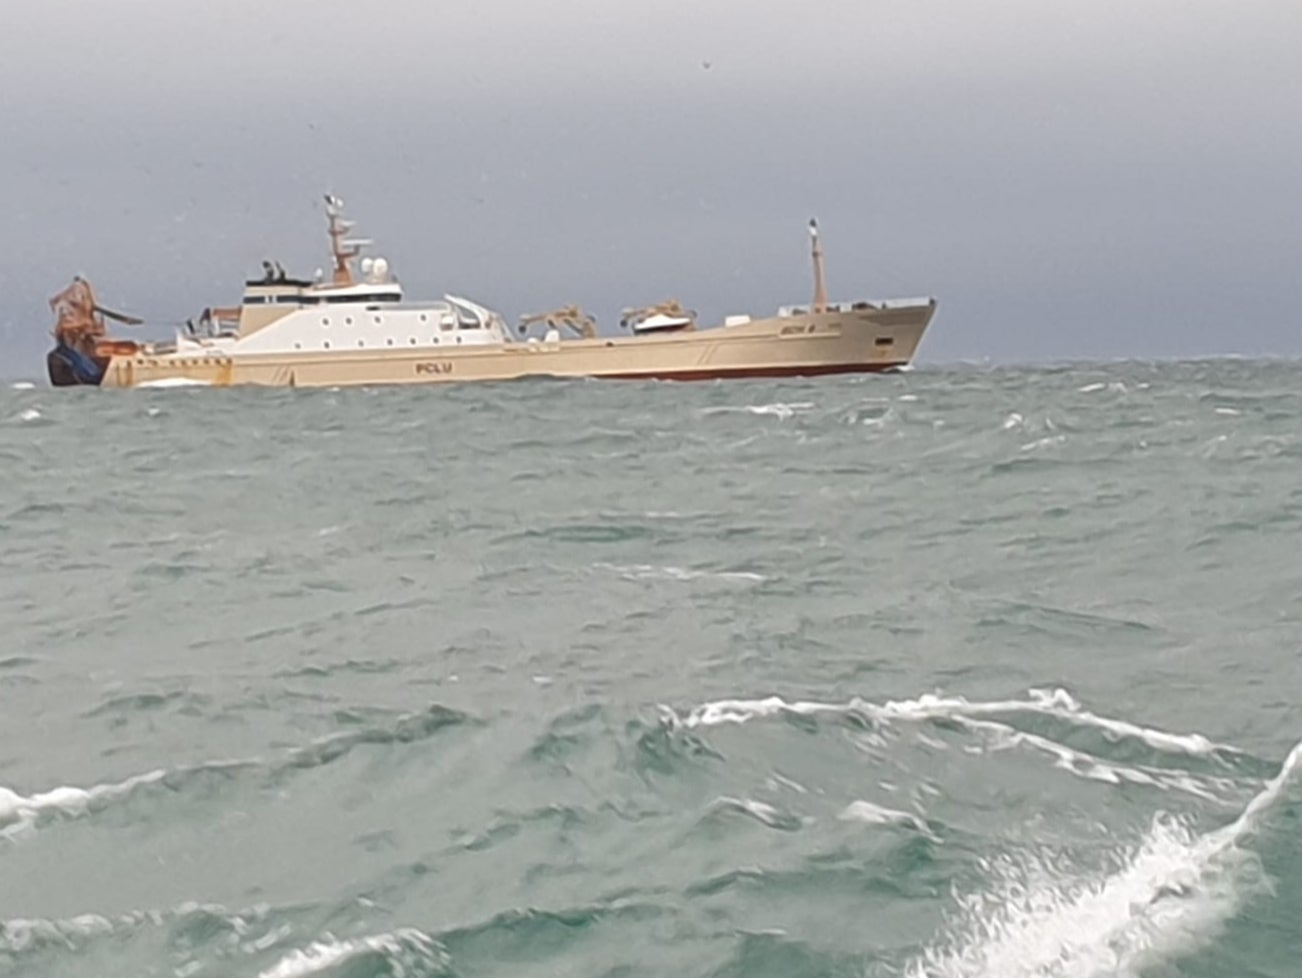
top-left (954, 715), bottom-right (1229, 801)
top-left (1, 913), bottom-right (120, 954)
top-left (1, 902), bottom-right (247, 957)
top-left (9, 381), bottom-right (35, 390)
top-left (877, 689), bottom-right (1235, 759)
top-left (257, 928), bottom-right (445, 978)
top-left (596, 562), bottom-right (768, 584)
top-left (674, 690), bottom-right (1235, 758)
top-left (839, 799), bottom-right (934, 838)
top-left (904, 737), bottom-right (1301, 978)
top-left (701, 401), bottom-right (814, 420)
top-left (667, 690), bottom-right (1244, 801)
top-left (708, 795), bottom-right (805, 831)
top-left (0, 701), bottom-right (473, 842)
top-left (1019, 434), bottom-right (1067, 452)
top-left (0, 770), bottom-right (166, 839)
top-left (673, 695), bottom-right (845, 727)
top-left (1019, 687), bottom-right (1224, 757)
top-left (17, 408), bottom-right (42, 422)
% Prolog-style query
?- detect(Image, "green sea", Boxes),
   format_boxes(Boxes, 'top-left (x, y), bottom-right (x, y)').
top-left (1, 360), bottom-right (1299, 978)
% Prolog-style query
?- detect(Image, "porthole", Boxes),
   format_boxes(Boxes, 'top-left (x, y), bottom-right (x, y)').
top-left (373, 316), bottom-right (382, 324)
top-left (294, 342), bottom-right (302, 350)
top-left (323, 341), bottom-right (331, 349)
top-left (345, 317), bottom-right (353, 325)
top-left (409, 337), bottom-right (417, 345)
top-left (456, 336), bottom-right (462, 344)
top-left (321, 317), bottom-right (329, 326)
top-left (387, 338), bottom-right (394, 346)
top-left (433, 337), bottom-right (439, 345)
top-left (357, 339), bottom-right (365, 347)
top-left (419, 314), bottom-right (427, 323)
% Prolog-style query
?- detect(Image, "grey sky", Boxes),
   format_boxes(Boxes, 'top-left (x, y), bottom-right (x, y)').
top-left (3, 0), bottom-right (1300, 377)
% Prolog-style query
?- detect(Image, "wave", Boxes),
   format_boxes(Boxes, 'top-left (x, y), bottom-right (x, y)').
top-left (840, 800), bottom-right (936, 840)
top-left (257, 927), bottom-right (451, 978)
top-left (670, 688), bottom-right (1241, 759)
top-left (594, 562), bottom-right (769, 584)
top-left (700, 401), bottom-right (815, 419)
top-left (0, 770), bottom-right (167, 840)
top-left (0, 702), bottom-right (474, 841)
top-left (706, 795), bottom-right (807, 832)
top-left (671, 687), bottom-right (1229, 750)
top-left (903, 738), bottom-right (1301, 977)
top-left (661, 688), bottom-right (1259, 802)
top-left (3, 895), bottom-right (671, 975)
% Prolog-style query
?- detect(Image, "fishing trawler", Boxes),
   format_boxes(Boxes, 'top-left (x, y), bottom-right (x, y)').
top-left (46, 196), bottom-right (936, 389)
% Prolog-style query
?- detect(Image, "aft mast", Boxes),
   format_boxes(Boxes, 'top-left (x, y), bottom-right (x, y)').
top-left (809, 218), bottom-right (828, 314)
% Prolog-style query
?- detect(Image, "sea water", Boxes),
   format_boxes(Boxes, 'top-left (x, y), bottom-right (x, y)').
top-left (1, 360), bottom-right (1299, 977)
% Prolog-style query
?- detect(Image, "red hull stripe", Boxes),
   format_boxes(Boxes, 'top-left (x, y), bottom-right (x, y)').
top-left (596, 361), bottom-right (909, 381)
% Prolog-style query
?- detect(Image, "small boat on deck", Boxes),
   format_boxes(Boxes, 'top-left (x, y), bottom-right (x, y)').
top-left (46, 196), bottom-right (936, 389)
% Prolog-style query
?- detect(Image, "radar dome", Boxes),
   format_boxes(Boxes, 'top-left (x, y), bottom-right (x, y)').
top-left (360, 257), bottom-right (374, 274)
top-left (372, 257), bottom-right (389, 279)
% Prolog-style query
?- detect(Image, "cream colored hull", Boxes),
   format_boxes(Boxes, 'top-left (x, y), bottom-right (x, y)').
top-left (101, 304), bottom-right (934, 389)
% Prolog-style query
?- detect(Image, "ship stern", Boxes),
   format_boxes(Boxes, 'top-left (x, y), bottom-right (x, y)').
top-left (46, 344), bottom-right (107, 387)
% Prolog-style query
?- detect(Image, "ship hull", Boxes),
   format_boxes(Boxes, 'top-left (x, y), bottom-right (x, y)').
top-left (47, 345), bottom-right (107, 387)
top-left (95, 304), bottom-right (934, 389)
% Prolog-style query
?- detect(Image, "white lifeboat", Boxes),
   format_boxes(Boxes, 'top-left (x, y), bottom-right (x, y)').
top-left (629, 312), bottom-right (693, 334)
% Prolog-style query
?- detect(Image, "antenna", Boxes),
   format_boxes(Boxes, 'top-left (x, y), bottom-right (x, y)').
top-left (809, 218), bottom-right (828, 314)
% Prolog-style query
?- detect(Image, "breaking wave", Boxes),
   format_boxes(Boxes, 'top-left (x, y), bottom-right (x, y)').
top-left (659, 688), bottom-right (1260, 801)
top-left (903, 739), bottom-right (1300, 977)
top-left (257, 928), bottom-right (451, 978)
top-left (0, 770), bottom-right (168, 840)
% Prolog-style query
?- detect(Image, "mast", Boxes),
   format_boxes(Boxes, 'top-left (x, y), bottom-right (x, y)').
top-left (809, 218), bottom-right (828, 314)
top-left (324, 194), bottom-right (359, 286)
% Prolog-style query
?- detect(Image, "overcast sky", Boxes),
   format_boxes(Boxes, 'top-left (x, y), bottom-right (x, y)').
top-left (2, 0), bottom-right (1300, 377)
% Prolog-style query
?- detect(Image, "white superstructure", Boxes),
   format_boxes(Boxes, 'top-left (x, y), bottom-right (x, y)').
top-left (163, 196), bottom-right (509, 362)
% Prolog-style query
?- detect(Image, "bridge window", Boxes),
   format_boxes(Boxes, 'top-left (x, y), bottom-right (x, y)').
top-left (322, 292), bottom-right (401, 304)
